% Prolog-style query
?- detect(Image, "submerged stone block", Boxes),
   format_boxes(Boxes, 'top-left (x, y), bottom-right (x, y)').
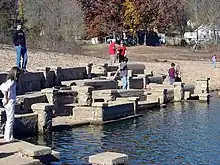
top-left (89, 152), bottom-right (128, 165)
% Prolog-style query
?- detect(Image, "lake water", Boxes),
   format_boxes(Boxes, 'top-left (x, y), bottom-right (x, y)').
top-left (29, 96), bottom-right (220, 165)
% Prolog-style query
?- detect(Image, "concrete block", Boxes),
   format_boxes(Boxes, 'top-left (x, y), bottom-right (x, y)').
top-left (183, 84), bottom-right (195, 94)
top-left (16, 92), bottom-right (47, 114)
top-left (92, 102), bottom-right (108, 107)
top-left (103, 102), bottom-right (134, 121)
top-left (127, 63), bottom-right (145, 74)
top-left (55, 67), bottom-right (87, 85)
top-left (105, 65), bottom-right (119, 73)
top-left (93, 90), bottom-right (117, 102)
top-left (138, 100), bottom-right (160, 111)
top-left (117, 89), bottom-right (146, 101)
top-left (195, 78), bottom-right (210, 94)
top-left (198, 93), bottom-right (210, 101)
top-left (54, 90), bottom-right (78, 116)
top-left (72, 106), bottom-right (98, 121)
top-left (14, 113), bottom-right (38, 137)
top-left (41, 88), bottom-right (59, 104)
top-left (17, 72), bottom-right (44, 95)
top-left (173, 82), bottom-right (184, 102)
top-left (127, 97), bottom-right (139, 114)
top-left (62, 79), bottom-right (117, 90)
top-left (87, 63), bottom-right (93, 79)
top-left (18, 141), bottom-right (52, 157)
top-left (31, 103), bottom-right (54, 134)
top-left (144, 70), bottom-right (153, 76)
top-left (148, 75), bottom-right (164, 84)
top-left (130, 77), bottom-right (144, 89)
top-left (37, 67), bottom-right (56, 88)
top-left (89, 152), bottom-right (128, 165)
top-left (184, 91), bottom-right (191, 100)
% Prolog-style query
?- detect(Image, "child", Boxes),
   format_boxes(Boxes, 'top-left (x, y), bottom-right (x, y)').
top-left (168, 63), bottom-right (175, 85)
top-left (211, 55), bottom-right (217, 68)
top-left (175, 65), bottom-right (182, 82)
top-left (0, 67), bottom-right (21, 142)
top-left (117, 41), bottom-right (127, 63)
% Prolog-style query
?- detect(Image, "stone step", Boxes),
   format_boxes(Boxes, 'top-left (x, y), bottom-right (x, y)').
top-left (0, 111), bottom-right (38, 137)
top-left (0, 135), bottom-right (59, 165)
top-left (18, 141), bottom-right (52, 157)
top-left (89, 152), bottom-right (128, 165)
top-left (16, 91), bottom-right (47, 114)
top-left (138, 100), bottom-right (160, 111)
top-left (61, 79), bottom-right (117, 90)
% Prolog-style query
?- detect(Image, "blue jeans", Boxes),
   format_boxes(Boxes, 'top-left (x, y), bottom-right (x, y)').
top-left (121, 76), bottom-right (128, 89)
top-left (169, 78), bottom-right (175, 85)
top-left (16, 45), bottom-right (28, 70)
top-left (212, 61), bottom-right (216, 68)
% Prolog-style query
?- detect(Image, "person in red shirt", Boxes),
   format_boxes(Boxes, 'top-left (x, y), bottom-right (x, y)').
top-left (117, 41), bottom-right (127, 63)
top-left (108, 39), bottom-right (116, 65)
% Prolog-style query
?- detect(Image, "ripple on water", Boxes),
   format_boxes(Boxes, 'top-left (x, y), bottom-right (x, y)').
top-left (27, 99), bottom-right (220, 165)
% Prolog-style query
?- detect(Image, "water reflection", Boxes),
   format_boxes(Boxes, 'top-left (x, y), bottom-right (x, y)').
top-left (26, 98), bottom-right (220, 165)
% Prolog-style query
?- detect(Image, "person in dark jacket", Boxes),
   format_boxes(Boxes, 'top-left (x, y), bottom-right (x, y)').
top-left (119, 57), bottom-right (128, 89)
top-left (13, 23), bottom-right (28, 72)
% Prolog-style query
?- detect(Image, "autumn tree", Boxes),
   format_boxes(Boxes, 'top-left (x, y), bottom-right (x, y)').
top-left (78, 0), bottom-right (123, 38)
top-left (123, 0), bottom-right (141, 34)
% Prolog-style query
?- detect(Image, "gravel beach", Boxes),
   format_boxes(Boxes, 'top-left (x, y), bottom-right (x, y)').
top-left (0, 44), bottom-right (219, 90)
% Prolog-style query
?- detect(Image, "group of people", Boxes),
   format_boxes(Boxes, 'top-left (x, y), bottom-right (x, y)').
top-left (109, 39), bottom-right (129, 90)
top-left (0, 23), bottom-right (27, 143)
top-left (108, 39), bottom-right (128, 64)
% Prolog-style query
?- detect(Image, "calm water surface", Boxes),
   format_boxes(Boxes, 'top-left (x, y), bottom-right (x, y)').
top-left (30, 97), bottom-right (220, 165)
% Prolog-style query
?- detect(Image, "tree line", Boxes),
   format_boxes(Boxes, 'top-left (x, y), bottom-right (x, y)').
top-left (0, 0), bottom-right (220, 51)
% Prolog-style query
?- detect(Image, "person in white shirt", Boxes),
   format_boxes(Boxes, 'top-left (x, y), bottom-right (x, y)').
top-left (0, 66), bottom-right (21, 142)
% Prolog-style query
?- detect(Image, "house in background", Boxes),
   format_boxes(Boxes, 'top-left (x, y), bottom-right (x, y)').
top-left (184, 24), bottom-right (220, 44)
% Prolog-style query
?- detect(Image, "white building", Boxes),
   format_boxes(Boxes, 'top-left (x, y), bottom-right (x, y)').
top-left (184, 24), bottom-right (220, 43)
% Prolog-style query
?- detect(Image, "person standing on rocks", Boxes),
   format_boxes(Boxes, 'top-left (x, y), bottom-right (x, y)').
top-left (168, 63), bottom-right (175, 85)
top-left (13, 23), bottom-right (28, 72)
top-left (108, 39), bottom-right (117, 65)
top-left (0, 67), bottom-right (21, 142)
top-left (113, 57), bottom-right (129, 89)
